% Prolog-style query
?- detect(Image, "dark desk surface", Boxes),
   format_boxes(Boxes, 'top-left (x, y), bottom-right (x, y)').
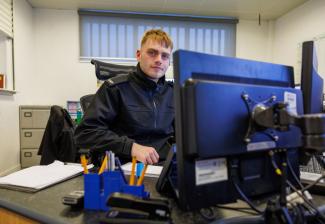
top-left (0, 175), bottom-right (255, 224)
top-left (0, 175), bottom-right (325, 224)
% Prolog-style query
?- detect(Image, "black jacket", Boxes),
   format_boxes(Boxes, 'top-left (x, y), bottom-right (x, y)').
top-left (38, 105), bottom-right (77, 165)
top-left (74, 65), bottom-right (174, 160)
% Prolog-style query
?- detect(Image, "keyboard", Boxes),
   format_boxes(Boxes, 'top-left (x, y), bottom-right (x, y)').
top-left (300, 155), bottom-right (325, 194)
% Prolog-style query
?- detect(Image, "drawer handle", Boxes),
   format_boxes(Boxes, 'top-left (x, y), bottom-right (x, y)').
top-left (24, 132), bottom-right (32, 137)
top-left (24, 112), bottom-right (32, 117)
top-left (24, 152), bottom-right (32, 157)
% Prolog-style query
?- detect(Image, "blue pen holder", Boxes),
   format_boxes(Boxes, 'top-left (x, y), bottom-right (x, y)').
top-left (122, 184), bottom-right (150, 198)
top-left (84, 170), bottom-right (149, 211)
top-left (84, 171), bottom-right (124, 211)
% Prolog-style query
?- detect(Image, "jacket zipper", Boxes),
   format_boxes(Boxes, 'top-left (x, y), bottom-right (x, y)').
top-left (153, 98), bottom-right (157, 128)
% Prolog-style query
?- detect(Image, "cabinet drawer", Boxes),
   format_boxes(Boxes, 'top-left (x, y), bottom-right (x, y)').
top-left (21, 149), bottom-right (41, 168)
top-left (20, 129), bottom-right (45, 148)
top-left (20, 109), bottom-right (50, 128)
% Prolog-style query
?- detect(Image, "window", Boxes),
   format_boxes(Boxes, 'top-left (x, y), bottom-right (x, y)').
top-left (79, 10), bottom-right (237, 62)
top-left (0, 0), bottom-right (14, 93)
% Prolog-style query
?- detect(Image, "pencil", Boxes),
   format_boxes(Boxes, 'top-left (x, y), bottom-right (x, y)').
top-left (136, 164), bottom-right (148, 186)
top-left (98, 154), bottom-right (108, 174)
top-left (129, 156), bottom-right (136, 185)
top-left (80, 155), bottom-right (89, 174)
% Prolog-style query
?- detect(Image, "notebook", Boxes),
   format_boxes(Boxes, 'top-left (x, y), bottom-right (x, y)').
top-left (0, 161), bottom-right (93, 192)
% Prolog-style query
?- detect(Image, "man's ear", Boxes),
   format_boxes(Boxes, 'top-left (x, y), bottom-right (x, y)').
top-left (136, 50), bottom-right (141, 61)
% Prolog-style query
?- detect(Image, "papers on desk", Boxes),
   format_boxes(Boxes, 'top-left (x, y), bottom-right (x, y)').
top-left (0, 161), bottom-right (93, 193)
top-left (121, 162), bottom-right (163, 178)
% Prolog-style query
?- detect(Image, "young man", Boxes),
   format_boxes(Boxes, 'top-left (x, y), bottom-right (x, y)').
top-left (74, 29), bottom-right (174, 165)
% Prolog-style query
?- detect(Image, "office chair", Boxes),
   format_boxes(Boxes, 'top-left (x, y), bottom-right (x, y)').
top-left (80, 94), bottom-right (94, 113)
top-left (91, 59), bottom-right (136, 80)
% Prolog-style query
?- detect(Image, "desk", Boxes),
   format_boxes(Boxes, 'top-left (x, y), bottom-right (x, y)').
top-left (0, 175), bottom-right (325, 224)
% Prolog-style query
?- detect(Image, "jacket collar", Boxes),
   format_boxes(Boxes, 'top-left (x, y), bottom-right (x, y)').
top-left (131, 63), bottom-right (165, 91)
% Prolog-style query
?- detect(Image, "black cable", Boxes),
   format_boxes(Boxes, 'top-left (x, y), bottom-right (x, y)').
top-left (232, 181), bottom-right (263, 214)
top-left (286, 180), bottom-right (325, 223)
top-left (272, 151), bottom-right (325, 223)
top-left (215, 205), bottom-right (260, 216)
top-left (303, 203), bottom-right (325, 224)
top-left (302, 174), bottom-right (325, 192)
top-left (286, 181), bottom-right (325, 224)
top-left (286, 156), bottom-right (304, 189)
top-left (229, 159), bottom-right (264, 215)
top-left (285, 156), bottom-right (325, 223)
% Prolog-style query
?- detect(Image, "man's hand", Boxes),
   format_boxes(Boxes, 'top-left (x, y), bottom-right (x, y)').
top-left (131, 143), bottom-right (159, 164)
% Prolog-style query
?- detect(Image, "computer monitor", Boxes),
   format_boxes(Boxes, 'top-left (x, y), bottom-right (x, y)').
top-left (172, 50), bottom-right (303, 211)
top-left (301, 41), bottom-right (324, 114)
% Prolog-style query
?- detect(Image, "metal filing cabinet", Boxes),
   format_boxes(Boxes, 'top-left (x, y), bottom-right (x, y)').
top-left (19, 106), bottom-right (51, 168)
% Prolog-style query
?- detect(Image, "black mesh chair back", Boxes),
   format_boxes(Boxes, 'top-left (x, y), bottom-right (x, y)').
top-left (91, 59), bottom-right (136, 80)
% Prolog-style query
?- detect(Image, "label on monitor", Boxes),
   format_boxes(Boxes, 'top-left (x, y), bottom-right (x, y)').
top-left (284, 91), bottom-right (297, 115)
top-left (247, 141), bottom-right (276, 151)
top-left (195, 158), bottom-right (228, 186)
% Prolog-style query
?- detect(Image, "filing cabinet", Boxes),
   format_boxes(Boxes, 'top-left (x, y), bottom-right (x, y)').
top-left (19, 106), bottom-right (51, 168)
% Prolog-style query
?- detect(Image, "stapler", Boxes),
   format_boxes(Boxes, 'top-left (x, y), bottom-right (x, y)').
top-left (106, 192), bottom-right (171, 221)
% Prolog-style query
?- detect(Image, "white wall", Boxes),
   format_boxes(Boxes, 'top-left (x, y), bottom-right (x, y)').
top-left (0, 0), bottom-right (34, 175)
top-left (25, 9), bottom-right (97, 104)
top-left (236, 19), bottom-right (274, 63)
top-left (273, 0), bottom-right (325, 83)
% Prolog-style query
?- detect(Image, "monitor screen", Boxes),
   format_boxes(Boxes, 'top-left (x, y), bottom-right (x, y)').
top-left (301, 41), bottom-right (324, 114)
top-left (172, 50), bottom-right (303, 211)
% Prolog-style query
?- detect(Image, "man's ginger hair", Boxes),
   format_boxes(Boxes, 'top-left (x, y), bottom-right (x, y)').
top-left (141, 29), bottom-right (173, 50)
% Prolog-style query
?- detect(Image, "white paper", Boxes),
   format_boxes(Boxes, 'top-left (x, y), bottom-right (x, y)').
top-left (121, 162), bottom-right (162, 178)
top-left (0, 161), bottom-right (93, 191)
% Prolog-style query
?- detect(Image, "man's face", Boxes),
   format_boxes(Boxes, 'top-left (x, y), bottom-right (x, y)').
top-left (136, 39), bottom-right (172, 82)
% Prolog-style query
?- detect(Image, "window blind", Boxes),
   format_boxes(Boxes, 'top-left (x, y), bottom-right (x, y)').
top-left (79, 10), bottom-right (237, 61)
top-left (0, 0), bottom-right (13, 38)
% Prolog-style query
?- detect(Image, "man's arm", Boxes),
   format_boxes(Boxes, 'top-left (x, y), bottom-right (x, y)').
top-left (131, 143), bottom-right (159, 164)
top-left (74, 82), bottom-right (159, 164)
top-left (74, 82), bottom-right (134, 157)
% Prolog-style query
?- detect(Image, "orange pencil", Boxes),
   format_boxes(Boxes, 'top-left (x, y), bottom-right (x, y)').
top-left (129, 157), bottom-right (136, 185)
top-left (98, 154), bottom-right (108, 174)
top-left (137, 164), bottom-right (148, 186)
top-left (80, 155), bottom-right (89, 174)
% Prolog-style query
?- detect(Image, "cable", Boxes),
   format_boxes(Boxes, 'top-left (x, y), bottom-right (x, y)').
top-left (286, 180), bottom-right (325, 223)
top-left (215, 205), bottom-right (260, 216)
top-left (232, 181), bottom-right (263, 214)
top-left (268, 151), bottom-right (282, 176)
top-left (286, 156), bottom-right (304, 189)
top-left (302, 174), bottom-right (325, 192)
top-left (271, 151), bottom-right (325, 223)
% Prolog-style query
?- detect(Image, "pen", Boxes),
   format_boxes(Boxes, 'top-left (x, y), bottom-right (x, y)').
top-left (80, 155), bottom-right (89, 174)
top-left (98, 154), bottom-right (108, 175)
top-left (129, 156), bottom-right (136, 185)
top-left (111, 152), bottom-right (115, 171)
top-left (136, 164), bottom-right (148, 186)
top-left (105, 151), bottom-right (110, 171)
top-left (115, 157), bottom-right (127, 184)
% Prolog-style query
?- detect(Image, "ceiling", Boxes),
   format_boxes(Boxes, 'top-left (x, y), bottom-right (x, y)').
top-left (27, 0), bottom-right (308, 20)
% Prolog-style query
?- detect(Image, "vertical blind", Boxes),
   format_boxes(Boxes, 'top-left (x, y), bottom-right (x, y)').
top-left (79, 11), bottom-right (237, 60)
top-left (0, 0), bottom-right (13, 38)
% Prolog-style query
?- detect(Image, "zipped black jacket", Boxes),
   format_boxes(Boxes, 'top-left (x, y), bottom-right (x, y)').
top-left (74, 64), bottom-right (174, 160)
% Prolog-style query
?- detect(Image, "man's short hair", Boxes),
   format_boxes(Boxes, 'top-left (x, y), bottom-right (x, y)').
top-left (141, 29), bottom-right (173, 50)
